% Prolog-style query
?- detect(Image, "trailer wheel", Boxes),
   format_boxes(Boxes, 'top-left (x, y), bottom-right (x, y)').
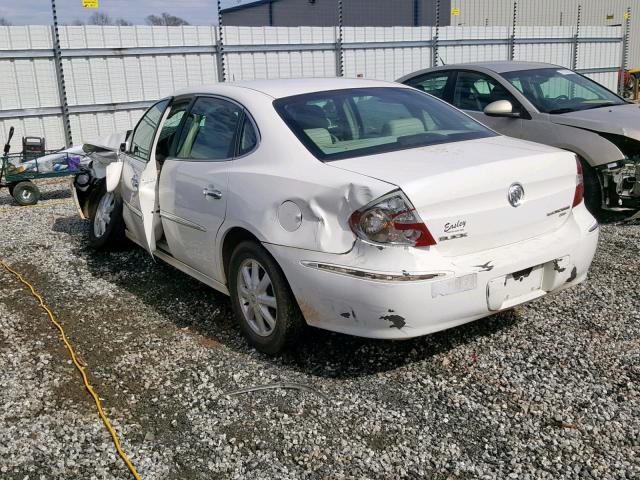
top-left (12, 181), bottom-right (40, 206)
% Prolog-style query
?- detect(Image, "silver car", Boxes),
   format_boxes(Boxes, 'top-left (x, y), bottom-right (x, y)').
top-left (399, 61), bottom-right (640, 214)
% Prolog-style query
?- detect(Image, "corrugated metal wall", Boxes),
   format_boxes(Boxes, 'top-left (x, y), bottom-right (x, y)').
top-left (452, 0), bottom-right (638, 69)
top-left (0, 24), bottom-right (623, 150)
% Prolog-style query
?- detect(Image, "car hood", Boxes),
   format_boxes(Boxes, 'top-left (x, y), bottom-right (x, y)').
top-left (549, 103), bottom-right (640, 140)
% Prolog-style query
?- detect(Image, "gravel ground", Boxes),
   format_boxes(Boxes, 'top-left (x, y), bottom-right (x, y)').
top-left (0, 180), bottom-right (638, 480)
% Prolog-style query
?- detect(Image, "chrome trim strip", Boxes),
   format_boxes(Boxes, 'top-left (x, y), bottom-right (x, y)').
top-left (160, 210), bottom-right (207, 232)
top-left (123, 199), bottom-right (142, 218)
top-left (301, 261), bottom-right (446, 282)
top-left (588, 221), bottom-right (599, 233)
top-left (546, 205), bottom-right (571, 217)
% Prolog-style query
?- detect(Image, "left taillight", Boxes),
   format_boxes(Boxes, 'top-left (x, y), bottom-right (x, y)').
top-left (573, 156), bottom-right (584, 208)
top-left (349, 191), bottom-right (437, 247)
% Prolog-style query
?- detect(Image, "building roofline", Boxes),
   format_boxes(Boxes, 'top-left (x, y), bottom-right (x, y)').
top-left (220, 0), bottom-right (282, 14)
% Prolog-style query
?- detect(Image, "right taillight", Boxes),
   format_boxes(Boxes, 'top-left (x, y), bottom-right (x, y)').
top-left (573, 156), bottom-right (584, 207)
top-left (349, 191), bottom-right (436, 247)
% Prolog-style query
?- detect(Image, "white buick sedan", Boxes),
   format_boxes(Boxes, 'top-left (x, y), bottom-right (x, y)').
top-left (74, 79), bottom-right (599, 353)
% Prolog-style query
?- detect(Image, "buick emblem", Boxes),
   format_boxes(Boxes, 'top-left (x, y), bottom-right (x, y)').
top-left (507, 183), bottom-right (525, 207)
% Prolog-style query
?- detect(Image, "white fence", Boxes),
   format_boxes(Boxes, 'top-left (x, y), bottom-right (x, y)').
top-left (0, 25), bottom-right (622, 150)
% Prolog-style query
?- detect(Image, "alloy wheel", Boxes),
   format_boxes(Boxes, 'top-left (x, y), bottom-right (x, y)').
top-left (236, 258), bottom-right (278, 337)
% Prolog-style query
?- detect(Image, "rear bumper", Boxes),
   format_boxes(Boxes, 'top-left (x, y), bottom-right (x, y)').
top-left (265, 204), bottom-right (598, 339)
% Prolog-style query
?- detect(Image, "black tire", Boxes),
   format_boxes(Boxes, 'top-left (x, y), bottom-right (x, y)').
top-left (228, 241), bottom-right (304, 354)
top-left (12, 181), bottom-right (40, 206)
top-left (87, 183), bottom-right (126, 249)
top-left (8, 182), bottom-right (18, 197)
top-left (581, 160), bottom-right (603, 216)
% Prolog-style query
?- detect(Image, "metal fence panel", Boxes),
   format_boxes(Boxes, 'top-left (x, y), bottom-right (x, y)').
top-left (0, 0), bottom-right (632, 150)
top-left (342, 27), bottom-right (433, 81)
top-left (222, 26), bottom-right (338, 81)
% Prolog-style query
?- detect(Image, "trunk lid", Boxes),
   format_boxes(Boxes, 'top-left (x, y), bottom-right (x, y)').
top-left (331, 136), bottom-right (577, 256)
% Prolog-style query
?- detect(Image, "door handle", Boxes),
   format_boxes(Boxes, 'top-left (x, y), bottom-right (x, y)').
top-left (131, 174), bottom-right (139, 189)
top-left (203, 187), bottom-right (222, 199)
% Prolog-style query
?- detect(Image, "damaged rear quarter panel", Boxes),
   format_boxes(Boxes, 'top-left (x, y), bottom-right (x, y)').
top-left (222, 92), bottom-right (394, 254)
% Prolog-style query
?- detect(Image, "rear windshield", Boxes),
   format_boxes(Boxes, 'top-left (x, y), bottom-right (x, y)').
top-left (273, 87), bottom-right (496, 161)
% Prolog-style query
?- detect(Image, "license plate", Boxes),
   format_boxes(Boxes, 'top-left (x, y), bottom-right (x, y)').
top-left (487, 264), bottom-right (545, 311)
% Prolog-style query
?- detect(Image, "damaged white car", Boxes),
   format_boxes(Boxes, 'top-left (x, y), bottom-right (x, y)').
top-left (73, 79), bottom-right (599, 353)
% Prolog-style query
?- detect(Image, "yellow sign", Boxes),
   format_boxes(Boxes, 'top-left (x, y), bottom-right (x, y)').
top-left (624, 12), bottom-right (631, 19)
top-left (452, 8), bottom-right (460, 16)
top-left (82, 0), bottom-right (99, 8)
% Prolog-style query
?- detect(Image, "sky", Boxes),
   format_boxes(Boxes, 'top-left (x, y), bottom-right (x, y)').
top-left (0, 0), bottom-right (259, 25)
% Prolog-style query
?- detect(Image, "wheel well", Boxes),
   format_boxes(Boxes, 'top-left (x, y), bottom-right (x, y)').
top-left (221, 227), bottom-right (261, 285)
top-left (77, 178), bottom-right (105, 219)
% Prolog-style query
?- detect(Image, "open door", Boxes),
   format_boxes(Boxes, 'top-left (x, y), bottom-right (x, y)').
top-left (138, 103), bottom-right (176, 256)
top-left (138, 157), bottom-right (161, 255)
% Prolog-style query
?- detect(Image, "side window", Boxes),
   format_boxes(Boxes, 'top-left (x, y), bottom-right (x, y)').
top-left (175, 97), bottom-right (242, 161)
top-left (453, 71), bottom-right (518, 112)
top-left (130, 99), bottom-right (170, 161)
top-left (238, 115), bottom-right (258, 156)
top-left (405, 72), bottom-right (450, 99)
top-left (156, 100), bottom-right (190, 161)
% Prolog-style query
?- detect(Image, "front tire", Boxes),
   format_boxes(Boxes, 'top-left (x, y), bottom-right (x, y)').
top-left (228, 241), bottom-right (304, 354)
top-left (87, 183), bottom-right (126, 249)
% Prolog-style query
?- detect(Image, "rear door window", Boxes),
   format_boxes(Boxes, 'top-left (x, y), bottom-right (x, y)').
top-left (175, 97), bottom-right (242, 161)
top-left (237, 115), bottom-right (258, 156)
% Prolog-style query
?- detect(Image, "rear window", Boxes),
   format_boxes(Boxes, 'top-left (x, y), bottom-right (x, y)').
top-left (273, 87), bottom-right (496, 161)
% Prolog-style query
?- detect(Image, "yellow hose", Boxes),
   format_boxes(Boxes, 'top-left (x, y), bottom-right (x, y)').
top-left (0, 260), bottom-right (142, 480)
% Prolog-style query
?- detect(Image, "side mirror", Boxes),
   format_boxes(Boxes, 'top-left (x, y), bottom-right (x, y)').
top-left (119, 142), bottom-right (127, 153)
top-left (484, 100), bottom-right (521, 118)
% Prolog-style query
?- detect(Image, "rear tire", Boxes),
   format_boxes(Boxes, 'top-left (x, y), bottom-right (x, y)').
top-left (87, 183), bottom-right (126, 249)
top-left (12, 181), bottom-right (40, 206)
top-left (582, 160), bottom-right (603, 216)
top-left (228, 241), bottom-right (304, 354)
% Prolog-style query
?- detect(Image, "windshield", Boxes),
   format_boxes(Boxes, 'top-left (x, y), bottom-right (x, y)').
top-left (273, 87), bottom-right (496, 161)
top-left (501, 68), bottom-right (625, 114)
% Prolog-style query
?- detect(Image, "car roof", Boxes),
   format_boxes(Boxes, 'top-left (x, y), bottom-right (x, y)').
top-left (397, 61), bottom-right (562, 82)
top-left (174, 78), bottom-right (404, 99)
top-left (454, 61), bottom-right (560, 73)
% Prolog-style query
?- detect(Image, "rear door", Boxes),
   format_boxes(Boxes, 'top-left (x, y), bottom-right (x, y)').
top-left (158, 95), bottom-right (248, 280)
top-left (451, 70), bottom-right (524, 138)
top-left (120, 99), bottom-right (170, 251)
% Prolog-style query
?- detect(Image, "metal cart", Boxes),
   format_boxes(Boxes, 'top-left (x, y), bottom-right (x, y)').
top-left (1, 127), bottom-right (81, 206)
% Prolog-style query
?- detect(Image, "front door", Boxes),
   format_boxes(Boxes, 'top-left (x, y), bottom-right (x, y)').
top-left (158, 96), bottom-right (245, 280)
top-left (120, 99), bottom-right (170, 253)
top-left (451, 70), bottom-right (524, 138)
